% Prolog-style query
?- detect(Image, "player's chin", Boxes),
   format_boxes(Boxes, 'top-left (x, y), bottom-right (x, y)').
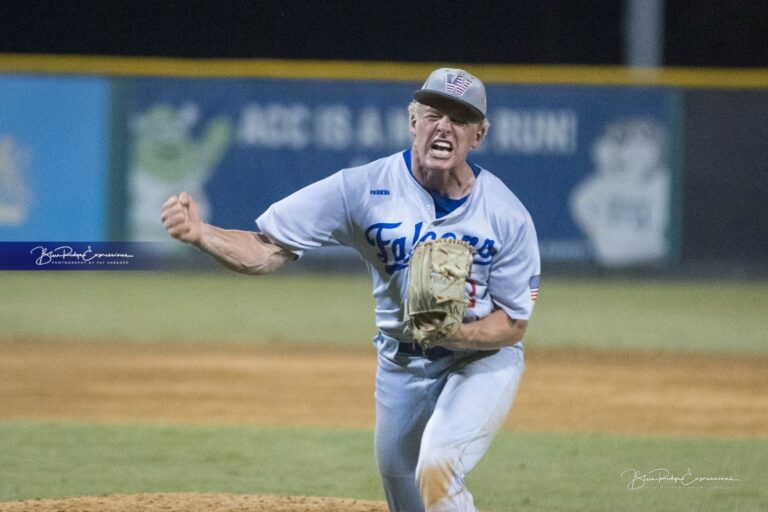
top-left (424, 152), bottom-right (456, 169)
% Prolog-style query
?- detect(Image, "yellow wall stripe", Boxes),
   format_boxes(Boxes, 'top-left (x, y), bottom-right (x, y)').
top-left (0, 53), bottom-right (766, 89)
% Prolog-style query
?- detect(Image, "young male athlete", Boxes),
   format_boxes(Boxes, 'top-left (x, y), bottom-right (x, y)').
top-left (161, 68), bottom-right (541, 512)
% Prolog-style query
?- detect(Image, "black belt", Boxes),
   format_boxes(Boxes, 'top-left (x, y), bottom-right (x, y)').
top-left (397, 342), bottom-right (453, 360)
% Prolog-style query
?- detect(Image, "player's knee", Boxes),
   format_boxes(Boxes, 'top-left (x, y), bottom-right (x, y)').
top-left (376, 438), bottom-right (418, 478)
top-left (377, 454), bottom-right (412, 478)
top-left (416, 453), bottom-right (458, 508)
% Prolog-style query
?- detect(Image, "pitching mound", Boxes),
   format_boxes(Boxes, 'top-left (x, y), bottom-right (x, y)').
top-left (0, 493), bottom-right (389, 512)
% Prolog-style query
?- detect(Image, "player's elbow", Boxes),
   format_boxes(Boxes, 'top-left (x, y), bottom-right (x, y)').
top-left (509, 318), bottom-right (528, 343)
top-left (239, 257), bottom-right (287, 275)
top-left (238, 237), bottom-right (295, 275)
top-left (503, 317), bottom-right (528, 345)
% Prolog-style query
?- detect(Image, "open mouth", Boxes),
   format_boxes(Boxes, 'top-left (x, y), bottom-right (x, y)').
top-left (430, 140), bottom-right (453, 155)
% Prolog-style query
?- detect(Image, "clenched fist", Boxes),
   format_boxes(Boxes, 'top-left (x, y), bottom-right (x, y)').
top-left (161, 192), bottom-right (203, 244)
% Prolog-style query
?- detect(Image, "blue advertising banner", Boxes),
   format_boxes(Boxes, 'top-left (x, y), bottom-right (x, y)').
top-left (0, 76), bottom-right (111, 241)
top-left (127, 77), bottom-right (680, 266)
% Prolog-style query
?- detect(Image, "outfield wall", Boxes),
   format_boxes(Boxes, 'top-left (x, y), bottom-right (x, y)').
top-left (681, 90), bottom-right (768, 270)
top-left (0, 56), bottom-right (766, 273)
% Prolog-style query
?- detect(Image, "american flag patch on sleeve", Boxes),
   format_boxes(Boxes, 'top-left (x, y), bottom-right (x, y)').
top-left (529, 275), bottom-right (540, 302)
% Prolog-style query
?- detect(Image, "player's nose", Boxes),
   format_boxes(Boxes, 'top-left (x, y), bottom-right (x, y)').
top-left (435, 115), bottom-right (453, 133)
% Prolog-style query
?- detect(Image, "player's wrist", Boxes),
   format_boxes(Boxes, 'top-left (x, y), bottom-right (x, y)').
top-left (190, 222), bottom-right (211, 249)
top-left (437, 324), bottom-right (473, 350)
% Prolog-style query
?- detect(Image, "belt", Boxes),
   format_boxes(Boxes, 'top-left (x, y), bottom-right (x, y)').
top-left (397, 342), bottom-right (453, 360)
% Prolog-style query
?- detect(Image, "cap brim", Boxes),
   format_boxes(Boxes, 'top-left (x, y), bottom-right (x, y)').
top-left (413, 90), bottom-right (485, 121)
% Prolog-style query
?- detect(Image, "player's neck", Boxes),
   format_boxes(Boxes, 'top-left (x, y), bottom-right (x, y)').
top-left (413, 162), bottom-right (475, 199)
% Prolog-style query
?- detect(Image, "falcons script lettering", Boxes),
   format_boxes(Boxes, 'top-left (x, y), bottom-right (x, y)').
top-left (365, 221), bottom-right (497, 274)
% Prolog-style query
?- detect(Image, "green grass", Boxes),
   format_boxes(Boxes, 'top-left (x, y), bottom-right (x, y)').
top-left (527, 278), bottom-right (768, 353)
top-left (1, 422), bottom-right (766, 511)
top-left (0, 422), bottom-right (382, 503)
top-left (2, 272), bottom-right (767, 353)
top-left (1, 272), bottom-right (377, 346)
top-left (470, 431), bottom-right (767, 512)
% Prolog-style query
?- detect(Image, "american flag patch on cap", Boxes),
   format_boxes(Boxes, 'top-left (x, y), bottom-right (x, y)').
top-left (529, 275), bottom-right (540, 302)
top-left (445, 72), bottom-right (472, 97)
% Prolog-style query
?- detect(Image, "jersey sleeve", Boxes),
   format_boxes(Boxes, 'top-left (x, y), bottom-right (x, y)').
top-left (255, 171), bottom-right (351, 257)
top-left (487, 212), bottom-right (541, 320)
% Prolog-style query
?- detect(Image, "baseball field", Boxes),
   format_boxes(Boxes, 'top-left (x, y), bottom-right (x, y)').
top-left (1, 271), bottom-right (766, 511)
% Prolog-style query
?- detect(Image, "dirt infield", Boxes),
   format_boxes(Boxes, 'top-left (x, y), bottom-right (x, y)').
top-left (1, 340), bottom-right (766, 436)
top-left (1, 340), bottom-right (766, 511)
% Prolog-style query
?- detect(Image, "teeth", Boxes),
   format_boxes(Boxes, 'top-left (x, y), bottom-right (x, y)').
top-left (432, 142), bottom-right (452, 151)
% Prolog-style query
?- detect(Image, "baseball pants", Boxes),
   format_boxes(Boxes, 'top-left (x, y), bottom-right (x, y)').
top-left (373, 333), bottom-right (525, 512)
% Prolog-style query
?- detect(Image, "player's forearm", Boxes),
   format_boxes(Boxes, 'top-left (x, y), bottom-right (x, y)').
top-left (446, 310), bottom-right (528, 351)
top-left (195, 224), bottom-right (292, 275)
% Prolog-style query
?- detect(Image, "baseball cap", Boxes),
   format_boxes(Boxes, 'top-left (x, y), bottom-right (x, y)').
top-left (413, 68), bottom-right (487, 120)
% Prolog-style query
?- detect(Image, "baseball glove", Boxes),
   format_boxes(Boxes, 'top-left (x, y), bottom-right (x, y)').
top-left (404, 238), bottom-right (474, 349)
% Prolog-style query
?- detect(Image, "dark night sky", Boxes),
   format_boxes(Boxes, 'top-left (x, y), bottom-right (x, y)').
top-left (0, 1), bottom-right (766, 67)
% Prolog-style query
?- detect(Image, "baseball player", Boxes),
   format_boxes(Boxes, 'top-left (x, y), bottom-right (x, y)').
top-left (161, 68), bottom-right (541, 512)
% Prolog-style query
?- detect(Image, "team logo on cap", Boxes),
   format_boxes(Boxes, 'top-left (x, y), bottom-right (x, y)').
top-left (445, 72), bottom-right (472, 97)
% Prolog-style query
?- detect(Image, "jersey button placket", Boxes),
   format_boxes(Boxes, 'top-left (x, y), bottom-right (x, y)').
top-left (424, 202), bottom-right (434, 221)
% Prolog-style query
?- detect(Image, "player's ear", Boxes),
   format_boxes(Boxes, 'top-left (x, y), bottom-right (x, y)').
top-left (470, 126), bottom-right (485, 149)
top-left (409, 113), bottom-right (418, 135)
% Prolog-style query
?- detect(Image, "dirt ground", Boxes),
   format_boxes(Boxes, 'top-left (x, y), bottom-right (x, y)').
top-left (0, 493), bottom-right (389, 512)
top-left (1, 339), bottom-right (766, 511)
